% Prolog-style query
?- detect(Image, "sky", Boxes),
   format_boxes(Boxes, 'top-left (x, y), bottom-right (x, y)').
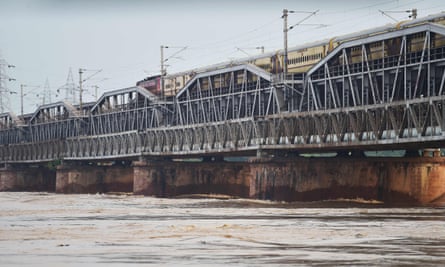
top-left (1, 0), bottom-right (445, 115)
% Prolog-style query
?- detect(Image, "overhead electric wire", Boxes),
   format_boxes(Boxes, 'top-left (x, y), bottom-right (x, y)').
top-left (35, 0), bottom-right (443, 92)
top-left (199, 0), bottom-right (437, 63)
top-left (164, 1), bottom-right (409, 74)
top-left (99, 1), bottom-right (413, 77)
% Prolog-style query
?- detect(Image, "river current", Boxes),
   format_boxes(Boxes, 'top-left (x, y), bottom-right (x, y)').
top-left (0, 192), bottom-right (444, 266)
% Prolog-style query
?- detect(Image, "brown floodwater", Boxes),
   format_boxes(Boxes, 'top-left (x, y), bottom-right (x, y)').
top-left (0, 192), bottom-right (444, 266)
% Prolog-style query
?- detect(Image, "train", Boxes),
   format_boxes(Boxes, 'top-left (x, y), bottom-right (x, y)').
top-left (137, 12), bottom-right (445, 97)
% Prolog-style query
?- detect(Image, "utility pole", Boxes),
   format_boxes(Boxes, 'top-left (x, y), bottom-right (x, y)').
top-left (20, 84), bottom-right (24, 116)
top-left (160, 45), bottom-right (166, 100)
top-left (19, 84), bottom-right (40, 116)
top-left (92, 85), bottom-right (99, 100)
top-left (282, 9), bottom-right (320, 77)
top-left (160, 45), bottom-right (187, 100)
top-left (283, 9), bottom-right (289, 75)
top-left (78, 68), bottom-right (102, 111)
top-left (79, 68), bottom-right (83, 110)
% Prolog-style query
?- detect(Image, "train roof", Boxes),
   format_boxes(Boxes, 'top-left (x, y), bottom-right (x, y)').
top-left (165, 12), bottom-right (445, 78)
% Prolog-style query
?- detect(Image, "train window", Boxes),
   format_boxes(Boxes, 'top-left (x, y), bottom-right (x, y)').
top-left (370, 42), bottom-right (380, 49)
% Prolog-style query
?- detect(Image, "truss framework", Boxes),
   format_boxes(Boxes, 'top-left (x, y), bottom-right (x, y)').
top-left (1, 23), bottom-right (445, 163)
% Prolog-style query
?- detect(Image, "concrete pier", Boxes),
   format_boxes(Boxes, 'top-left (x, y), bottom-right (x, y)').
top-left (1, 155), bottom-right (444, 205)
top-left (0, 164), bottom-right (55, 192)
top-left (248, 157), bottom-right (445, 205)
top-left (133, 160), bottom-right (250, 198)
top-left (133, 156), bottom-right (445, 205)
top-left (55, 163), bottom-right (133, 194)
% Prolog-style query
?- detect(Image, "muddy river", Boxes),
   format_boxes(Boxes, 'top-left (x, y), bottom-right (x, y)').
top-left (0, 192), bottom-right (444, 266)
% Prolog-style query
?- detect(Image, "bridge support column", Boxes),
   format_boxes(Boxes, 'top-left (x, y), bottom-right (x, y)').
top-left (0, 164), bottom-right (55, 192)
top-left (133, 159), bottom-right (251, 198)
top-left (55, 162), bottom-right (133, 194)
top-left (133, 156), bottom-right (445, 205)
top-left (249, 157), bottom-right (445, 205)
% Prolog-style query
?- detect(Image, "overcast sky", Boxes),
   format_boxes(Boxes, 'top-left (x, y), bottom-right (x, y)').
top-left (1, 0), bottom-right (445, 114)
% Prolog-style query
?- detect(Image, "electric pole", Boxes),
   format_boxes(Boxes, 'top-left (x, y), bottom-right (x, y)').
top-left (92, 85), bottom-right (99, 100)
top-left (282, 9), bottom-right (320, 77)
top-left (78, 68), bottom-right (102, 111)
top-left (160, 45), bottom-right (187, 100)
top-left (0, 53), bottom-right (15, 113)
top-left (160, 45), bottom-right (166, 100)
top-left (20, 84), bottom-right (40, 116)
top-left (283, 9), bottom-right (289, 75)
top-left (79, 68), bottom-right (83, 110)
top-left (20, 84), bottom-right (24, 116)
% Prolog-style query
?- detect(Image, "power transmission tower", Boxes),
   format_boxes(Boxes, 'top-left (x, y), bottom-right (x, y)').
top-left (0, 52), bottom-right (15, 113)
top-left (42, 78), bottom-right (51, 105)
top-left (57, 68), bottom-right (77, 104)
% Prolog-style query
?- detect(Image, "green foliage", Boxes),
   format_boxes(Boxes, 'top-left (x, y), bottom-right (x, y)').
top-left (47, 160), bottom-right (62, 170)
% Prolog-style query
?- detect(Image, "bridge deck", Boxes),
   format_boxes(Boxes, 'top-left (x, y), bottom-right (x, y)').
top-left (1, 22), bottom-right (445, 163)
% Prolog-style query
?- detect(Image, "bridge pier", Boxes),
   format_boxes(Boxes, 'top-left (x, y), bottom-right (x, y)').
top-left (1, 154), bottom-right (443, 206)
top-left (55, 162), bottom-right (133, 194)
top-left (0, 164), bottom-right (55, 192)
top-left (249, 157), bottom-right (445, 205)
top-left (133, 156), bottom-right (445, 205)
top-left (133, 159), bottom-right (251, 198)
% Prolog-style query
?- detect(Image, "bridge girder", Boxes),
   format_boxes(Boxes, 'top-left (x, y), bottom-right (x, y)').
top-left (2, 23), bottom-right (445, 162)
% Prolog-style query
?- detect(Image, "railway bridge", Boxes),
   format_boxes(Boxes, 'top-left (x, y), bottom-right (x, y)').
top-left (1, 19), bottom-right (445, 204)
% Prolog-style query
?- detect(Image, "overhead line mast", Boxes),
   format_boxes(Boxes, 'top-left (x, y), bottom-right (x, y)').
top-left (0, 53), bottom-right (15, 113)
top-left (282, 9), bottom-right (320, 76)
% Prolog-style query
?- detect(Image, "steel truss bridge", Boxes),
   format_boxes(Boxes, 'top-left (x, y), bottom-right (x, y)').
top-left (1, 22), bottom-right (445, 163)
